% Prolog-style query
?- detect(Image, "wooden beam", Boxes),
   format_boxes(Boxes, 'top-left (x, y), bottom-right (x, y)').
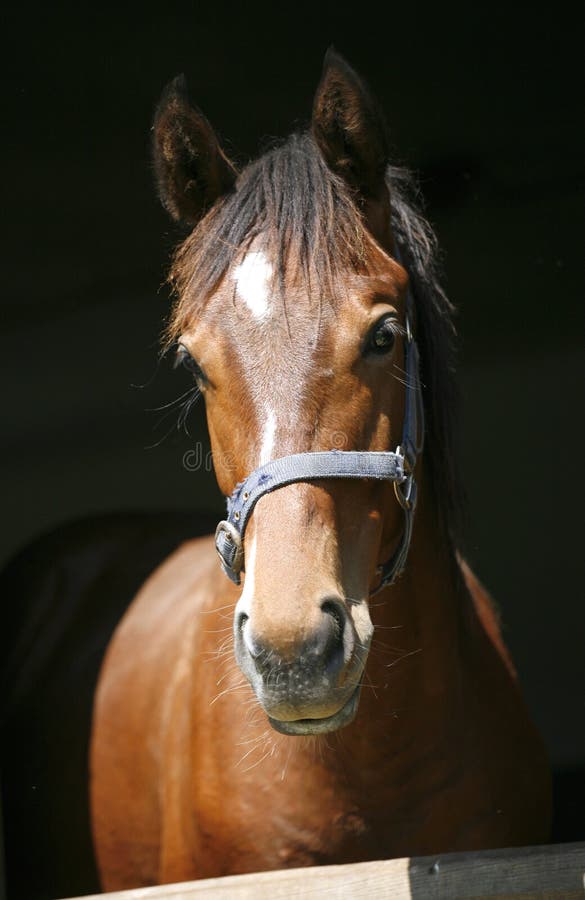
top-left (61, 841), bottom-right (585, 900)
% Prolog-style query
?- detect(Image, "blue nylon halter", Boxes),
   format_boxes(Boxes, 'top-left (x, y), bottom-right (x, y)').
top-left (215, 272), bottom-right (424, 595)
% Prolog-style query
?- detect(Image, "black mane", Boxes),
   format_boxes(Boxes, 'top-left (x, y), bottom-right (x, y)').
top-left (168, 132), bottom-right (463, 549)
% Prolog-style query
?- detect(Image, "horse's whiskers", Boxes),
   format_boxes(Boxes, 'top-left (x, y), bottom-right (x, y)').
top-left (144, 384), bottom-right (201, 448)
top-left (201, 652), bottom-right (233, 667)
top-left (390, 371), bottom-right (418, 391)
top-left (213, 665), bottom-right (239, 687)
top-left (240, 746), bottom-right (274, 774)
top-left (385, 647), bottom-right (422, 670)
top-left (147, 386), bottom-right (199, 413)
top-left (236, 731), bottom-right (269, 748)
top-left (209, 683), bottom-right (249, 707)
top-left (235, 741), bottom-right (267, 769)
top-left (370, 638), bottom-right (416, 655)
top-left (176, 387), bottom-right (202, 435)
top-left (360, 669), bottom-right (380, 699)
top-left (201, 603), bottom-right (235, 615)
top-left (280, 739), bottom-right (295, 781)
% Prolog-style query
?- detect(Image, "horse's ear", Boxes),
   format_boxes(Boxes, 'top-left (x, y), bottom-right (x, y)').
top-left (153, 75), bottom-right (237, 226)
top-left (312, 49), bottom-right (390, 200)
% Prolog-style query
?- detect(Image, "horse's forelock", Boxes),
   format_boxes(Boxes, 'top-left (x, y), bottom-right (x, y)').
top-left (165, 133), bottom-right (369, 338)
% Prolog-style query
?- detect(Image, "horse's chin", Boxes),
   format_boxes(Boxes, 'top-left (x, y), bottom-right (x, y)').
top-left (267, 685), bottom-right (361, 736)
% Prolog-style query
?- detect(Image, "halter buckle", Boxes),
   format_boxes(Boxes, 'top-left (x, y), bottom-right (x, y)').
top-left (393, 445), bottom-right (415, 511)
top-left (214, 520), bottom-right (244, 583)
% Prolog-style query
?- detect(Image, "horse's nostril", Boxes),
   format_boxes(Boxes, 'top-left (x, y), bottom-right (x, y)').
top-left (315, 598), bottom-right (349, 673)
top-left (320, 598), bottom-right (346, 638)
top-left (237, 613), bottom-right (263, 660)
top-left (236, 611), bottom-right (249, 642)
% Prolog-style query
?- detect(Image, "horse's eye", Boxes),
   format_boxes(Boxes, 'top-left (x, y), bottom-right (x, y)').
top-left (175, 345), bottom-right (205, 380)
top-left (368, 315), bottom-right (400, 355)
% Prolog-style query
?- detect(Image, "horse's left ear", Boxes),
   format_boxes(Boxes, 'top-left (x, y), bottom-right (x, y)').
top-left (312, 49), bottom-right (390, 201)
top-left (153, 75), bottom-right (237, 226)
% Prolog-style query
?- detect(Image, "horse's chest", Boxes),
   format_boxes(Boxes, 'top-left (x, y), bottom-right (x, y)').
top-left (186, 770), bottom-right (394, 878)
top-left (194, 806), bottom-right (377, 876)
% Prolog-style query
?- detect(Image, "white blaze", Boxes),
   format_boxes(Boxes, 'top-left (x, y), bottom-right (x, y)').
top-left (233, 251), bottom-right (273, 320)
top-left (237, 532), bottom-right (257, 614)
top-left (232, 251), bottom-right (278, 608)
top-left (236, 409), bottom-right (276, 612)
top-left (259, 409), bottom-right (276, 465)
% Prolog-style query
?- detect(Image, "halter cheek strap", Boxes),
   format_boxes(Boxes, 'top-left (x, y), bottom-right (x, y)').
top-left (215, 284), bottom-right (424, 595)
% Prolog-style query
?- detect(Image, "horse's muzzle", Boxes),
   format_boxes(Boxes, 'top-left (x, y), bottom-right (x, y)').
top-left (234, 599), bottom-right (367, 734)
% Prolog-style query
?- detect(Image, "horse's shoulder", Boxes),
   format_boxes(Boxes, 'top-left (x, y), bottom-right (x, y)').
top-left (100, 531), bottom-right (228, 690)
top-left (91, 532), bottom-right (227, 873)
top-left (142, 531), bottom-right (217, 584)
top-left (125, 532), bottom-right (220, 622)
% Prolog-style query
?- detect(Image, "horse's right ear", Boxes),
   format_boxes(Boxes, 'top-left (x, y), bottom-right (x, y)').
top-left (152, 75), bottom-right (237, 226)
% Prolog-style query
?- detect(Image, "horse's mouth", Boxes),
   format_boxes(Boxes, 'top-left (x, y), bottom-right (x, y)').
top-left (267, 685), bottom-right (361, 736)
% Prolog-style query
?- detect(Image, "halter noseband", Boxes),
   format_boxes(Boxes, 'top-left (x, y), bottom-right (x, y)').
top-left (215, 274), bottom-right (424, 596)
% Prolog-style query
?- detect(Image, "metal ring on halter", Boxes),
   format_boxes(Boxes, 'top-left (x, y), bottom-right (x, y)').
top-left (215, 520), bottom-right (244, 575)
top-left (394, 473), bottom-right (414, 511)
top-left (392, 445), bottom-right (413, 511)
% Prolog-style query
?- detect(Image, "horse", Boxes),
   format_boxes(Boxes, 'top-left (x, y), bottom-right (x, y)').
top-left (90, 50), bottom-right (551, 890)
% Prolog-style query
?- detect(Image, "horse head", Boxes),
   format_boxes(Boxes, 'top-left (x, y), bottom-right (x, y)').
top-left (153, 51), bottom-right (425, 735)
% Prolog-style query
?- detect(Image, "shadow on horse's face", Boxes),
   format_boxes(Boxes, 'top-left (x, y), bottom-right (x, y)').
top-left (178, 246), bottom-right (410, 734)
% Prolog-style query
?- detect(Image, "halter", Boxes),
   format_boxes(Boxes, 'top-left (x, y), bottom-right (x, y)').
top-left (215, 264), bottom-right (424, 596)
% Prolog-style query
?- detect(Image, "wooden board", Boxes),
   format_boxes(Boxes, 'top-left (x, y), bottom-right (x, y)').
top-left (61, 841), bottom-right (585, 899)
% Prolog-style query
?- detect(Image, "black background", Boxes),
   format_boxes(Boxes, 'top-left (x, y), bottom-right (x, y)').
top-left (2, 1), bottom-right (584, 774)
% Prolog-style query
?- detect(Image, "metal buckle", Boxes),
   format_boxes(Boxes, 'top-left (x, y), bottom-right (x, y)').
top-left (394, 473), bottom-right (414, 511)
top-left (214, 520), bottom-right (244, 579)
top-left (393, 444), bottom-right (414, 511)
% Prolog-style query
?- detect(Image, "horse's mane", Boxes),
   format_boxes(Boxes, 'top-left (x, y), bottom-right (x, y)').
top-left (167, 132), bottom-right (463, 550)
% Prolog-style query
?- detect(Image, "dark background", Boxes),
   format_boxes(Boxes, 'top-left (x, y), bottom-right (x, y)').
top-left (2, 0), bottom-right (583, 782)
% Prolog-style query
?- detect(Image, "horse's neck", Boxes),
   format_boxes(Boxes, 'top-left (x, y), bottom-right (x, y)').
top-left (345, 477), bottom-right (469, 770)
top-left (375, 475), bottom-right (465, 686)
